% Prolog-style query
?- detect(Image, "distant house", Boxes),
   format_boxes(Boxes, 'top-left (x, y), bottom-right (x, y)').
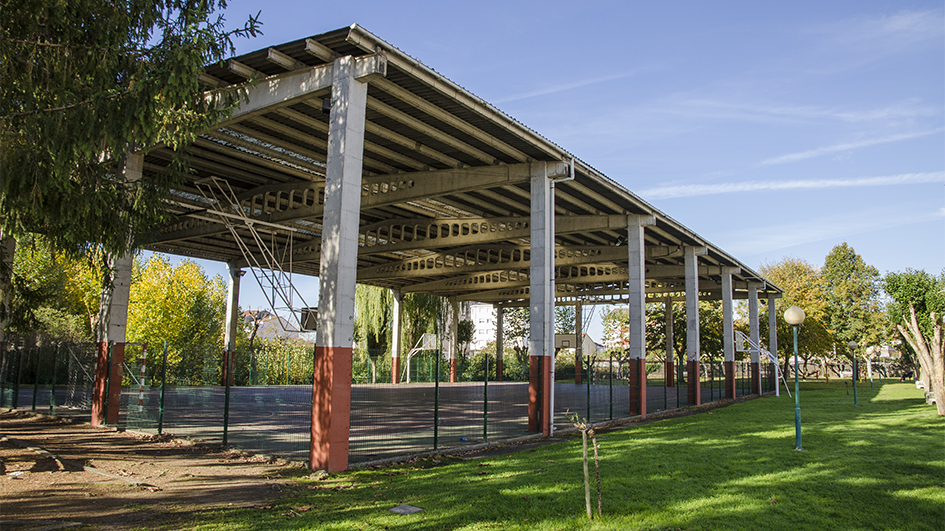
top-left (242, 310), bottom-right (311, 341)
top-left (554, 333), bottom-right (604, 357)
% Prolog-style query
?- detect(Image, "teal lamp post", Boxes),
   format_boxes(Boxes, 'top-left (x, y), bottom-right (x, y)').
top-left (784, 305), bottom-right (805, 451)
top-left (848, 340), bottom-right (859, 407)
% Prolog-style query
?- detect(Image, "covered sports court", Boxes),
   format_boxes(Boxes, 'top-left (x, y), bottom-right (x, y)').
top-left (88, 24), bottom-right (783, 471)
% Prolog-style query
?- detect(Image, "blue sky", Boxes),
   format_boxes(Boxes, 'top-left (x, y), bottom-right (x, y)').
top-left (183, 1), bottom-right (944, 339)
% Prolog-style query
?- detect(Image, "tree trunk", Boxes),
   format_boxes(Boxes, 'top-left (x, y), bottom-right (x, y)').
top-left (0, 232), bottom-right (14, 346)
top-left (897, 308), bottom-right (945, 415)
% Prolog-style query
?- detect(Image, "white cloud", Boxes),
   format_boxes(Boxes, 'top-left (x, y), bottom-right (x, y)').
top-left (639, 172), bottom-right (945, 200)
top-left (493, 70), bottom-right (649, 104)
top-left (825, 9), bottom-right (944, 52)
top-left (720, 207), bottom-right (943, 258)
top-left (760, 129), bottom-right (943, 165)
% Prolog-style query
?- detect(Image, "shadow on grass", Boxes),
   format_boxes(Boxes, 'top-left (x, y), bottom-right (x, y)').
top-left (195, 381), bottom-right (943, 531)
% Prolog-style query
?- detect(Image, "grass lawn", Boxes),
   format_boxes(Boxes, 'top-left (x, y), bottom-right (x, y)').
top-left (180, 380), bottom-right (943, 531)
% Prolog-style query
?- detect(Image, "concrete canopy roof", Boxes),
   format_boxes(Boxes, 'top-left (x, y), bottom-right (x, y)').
top-left (144, 24), bottom-right (781, 306)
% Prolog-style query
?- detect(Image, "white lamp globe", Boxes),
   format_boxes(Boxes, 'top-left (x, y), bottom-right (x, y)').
top-left (784, 306), bottom-right (806, 325)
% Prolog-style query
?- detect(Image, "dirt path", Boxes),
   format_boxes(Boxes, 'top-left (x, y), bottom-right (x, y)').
top-left (0, 411), bottom-right (300, 530)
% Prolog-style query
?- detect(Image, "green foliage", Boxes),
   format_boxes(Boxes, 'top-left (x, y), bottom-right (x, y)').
top-left (188, 381), bottom-right (944, 530)
top-left (460, 347), bottom-right (497, 381)
top-left (354, 285), bottom-right (392, 357)
top-left (760, 257), bottom-right (835, 363)
top-left (503, 307), bottom-right (530, 380)
top-left (645, 301), bottom-right (726, 362)
top-left (7, 233), bottom-right (102, 341)
top-left (403, 293), bottom-right (443, 351)
top-left (0, 0), bottom-right (260, 257)
top-left (125, 254), bottom-right (225, 382)
top-left (238, 337), bottom-right (313, 386)
top-left (457, 319), bottom-right (474, 355)
top-left (884, 269), bottom-right (945, 339)
top-left (821, 243), bottom-right (885, 352)
top-left (555, 305), bottom-right (576, 334)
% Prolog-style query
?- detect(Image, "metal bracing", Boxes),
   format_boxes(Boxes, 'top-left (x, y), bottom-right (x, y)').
top-left (143, 24), bottom-right (784, 316)
top-left (194, 176), bottom-right (311, 329)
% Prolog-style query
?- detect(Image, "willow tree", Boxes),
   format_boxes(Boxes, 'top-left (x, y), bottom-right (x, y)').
top-left (354, 285), bottom-right (443, 356)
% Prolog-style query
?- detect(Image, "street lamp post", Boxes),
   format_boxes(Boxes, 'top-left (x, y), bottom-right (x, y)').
top-left (847, 340), bottom-right (859, 407)
top-left (784, 305), bottom-right (806, 451)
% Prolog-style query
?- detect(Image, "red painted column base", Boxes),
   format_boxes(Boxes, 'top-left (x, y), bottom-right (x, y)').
top-left (222, 349), bottom-right (235, 387)
top-left (724, 360), bottom-right (735, 399)
top-left (750, 362), bottom-right (760, 395)
top-left (628, 358), bottom-right (647, 417)
top-left (687, 360), bottom-right (701, 406)
top-left (528, 356), bottom-right (540, 432)
top-left (310, 346), bottom-right (352, 472)
top-left (541, 356), bottom-right (551, 436)
top-left (91, 341), bottom-right (125, 427)
top-left (666, 361), bottom-right (675, 387)
top-left (575, 353), bottom-right (583, 385)
top-left (391, 356), bottom-right (400, 384)
top-left (449, 358), bottom-right (458, 382)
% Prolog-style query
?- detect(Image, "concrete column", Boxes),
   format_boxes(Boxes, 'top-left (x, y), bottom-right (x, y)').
top-left (91, 152), bottom-right (141, 428)
top-left (665, 298), bottom-right (675, 387)
top-left (448, 296), bottom-right (459, 382)
top-left (528, 162), bottom-right (554, 436)
top-left (575, 302), bottom-right (583, 384)
top-left (722, 267), bottom-right (738, 398)
top-left (311, 56), bottom-right (368, 472)
top-left (495, 305), bottom-right (504, 381)
top-left (768, 293), bottom-right (779, 394)
top-left (222, 262), bottom-right (242, 387)
top-left (627, 215), bottom-right (654, 417)
top-left (685, 246), bottom-right (706, 406)
top-left (391, 289), bottom-right (402, 384)
top-left (748, 282), bottom-right (761, 395)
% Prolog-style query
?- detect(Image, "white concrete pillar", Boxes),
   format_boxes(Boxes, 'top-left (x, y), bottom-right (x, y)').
top-left (529, 162), bottom-right (554, 436)
top-left (767, 293), bottom-right (778, 361)
top-left (684, 246), bottom-right (704, 364)
top-left (722, 266), bottom-right (739, 398)
top-left (92, 151), bottom-right (142, 427)
top-left (391, 289), bottom-right (403, 383)
top-left (685, 245), bottom-right (706, 406)
top-left (665, 297), bottom-right (675, 387)
top-left (224, 262), bottom-right (242, 353)
top-left (627, 215), bottom-right (654, 361)
top-left (722, 267), bottom-right (738, 363)
top-left (575, 301), bottom-right (583, 384)
top-left (223, 261), bottom-right (242, 386)
top-left (748, 283), bottom-right (761, 364)
top-left (627, 215), bottom-right (654, 416)
top-left (495, 304), bottom-right (504, 381)
top-left (312, 55), bottom-right (369, 472)
top-left (748, 282), bottom-right (762, 395)
top-left (768, 292), bottom-right (779, 396)
top-left (447, 296), bottom-right (459, 382)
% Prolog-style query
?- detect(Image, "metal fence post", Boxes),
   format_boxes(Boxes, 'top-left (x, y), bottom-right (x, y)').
top-left (32, 347), bottom-right (40, 411)
top-left (433, 349), bottom-right (440, 452)
top-left (50, 343), bottom-right (60, 413)
top-left (586, 355), bottom-right (591, 421)
top-left (158, 341), bottom-right (168, 434)
top-left (102, 341), bottom-right (114, 425)
top-left (13, 347), bottom-right (24, 409)
top-left (483, 352), bottom-right (488, 443)
top-left (609, 353), bottom-right (613, 420)
top-left (223, 348), bottom-right (232, 446)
